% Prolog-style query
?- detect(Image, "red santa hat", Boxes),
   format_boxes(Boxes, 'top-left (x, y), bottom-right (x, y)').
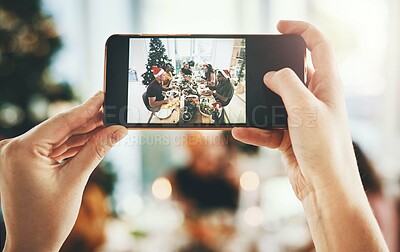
top-left (152, 66), bottom-right (165, 77)
top-left (219, 69), bottom-right (231, 79)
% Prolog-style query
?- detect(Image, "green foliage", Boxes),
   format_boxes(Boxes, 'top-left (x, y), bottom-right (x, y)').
top-left (0, 0), bottom-right (75, 138)
top-left (141, 38), bottom-right (173, 85)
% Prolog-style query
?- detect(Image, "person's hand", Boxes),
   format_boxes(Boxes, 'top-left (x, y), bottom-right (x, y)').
top-left (233, 20), bottom-right (355, 201)
top-left (0, 91), bottom-right (127, 252)
top-left (232, 21), bottom-right (388, 251)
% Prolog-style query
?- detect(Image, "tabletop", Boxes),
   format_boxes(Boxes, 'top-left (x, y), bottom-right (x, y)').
top-left (152, 74), bottom-right (217, 124)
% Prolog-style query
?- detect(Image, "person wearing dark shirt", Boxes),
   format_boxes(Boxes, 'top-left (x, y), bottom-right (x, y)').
top-left (207, 70), bottom-right (234, 107)
top-left (203, 70), bottom-right (235, 124)
top-left (180, 61), bottom-right (192, 76)
top-left (143, 66), bottom-right (168, 111)
top-left (171, 132), bottom-right (239, 251)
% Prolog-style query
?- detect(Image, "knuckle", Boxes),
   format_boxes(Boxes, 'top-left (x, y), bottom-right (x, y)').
top-left (0, 138), bottom-right (11, 151)
top-left (0, 137), bottom-right (23, 165)
top-left (94, 142), bottom-right (109, 160)
top-left (82, 134), bottom-right (91, 144)
top-left (2, 137), bottom-right (20, 155)
top-left (81, 103), bottom-right (96, 120)
top-left (55, 112), bottom-right (73, 129)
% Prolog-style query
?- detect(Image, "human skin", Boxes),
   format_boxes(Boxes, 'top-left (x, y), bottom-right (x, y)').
top-left (0, 92), bottom-right (127, 251)
top-left (232, 20), bottom-right (388, 251)
top-left (149, 73), bottom-right (169, 107)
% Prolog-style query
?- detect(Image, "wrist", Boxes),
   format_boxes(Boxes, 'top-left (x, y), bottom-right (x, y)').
top-left (300, 176), bottom-right (387, 251)
top-left (4, 240), bottom-right (60, 252)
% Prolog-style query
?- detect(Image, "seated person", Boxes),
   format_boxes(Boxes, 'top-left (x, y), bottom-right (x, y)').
top-left (143, 66), bottom-right (168, 111)
top-left (201, 64), bottom-right (215, 86)
top-left (162, 63), bottom-right (173, 90)
top-left (180, 61), bottom-right (192, 76)
top-left (204, 70), bottom-right (234, 107)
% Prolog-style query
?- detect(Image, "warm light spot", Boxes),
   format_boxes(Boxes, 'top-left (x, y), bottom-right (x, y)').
top-left (152, 177), bottom-right (172, 200)
top-left (240, 171), bottom-right (260, 191)
top-left (244, 207), bottom-right (263, 226)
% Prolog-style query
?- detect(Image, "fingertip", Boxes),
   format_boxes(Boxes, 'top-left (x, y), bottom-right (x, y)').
top-left (89, 91), bottom-right (105, 103)
top-left (263, 71), bottom-right (275, 86)
top-left (95, 90), bottom-right (104, 97)
top-left (87, 91), bottom-right (104, 106)
top-left (276, 20), bottom-right (285, 32)
top-left (110, 126), bottom-right (128, 145)
top-left (231, 127), bottom-right (244, 140)
top-left (277, 20), bottom-right (293, 33)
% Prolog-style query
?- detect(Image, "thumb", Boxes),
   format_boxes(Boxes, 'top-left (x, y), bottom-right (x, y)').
top-left (264, 68), bottom-right (316, 110)
top-left (64, 125), bottom-right (128, 181)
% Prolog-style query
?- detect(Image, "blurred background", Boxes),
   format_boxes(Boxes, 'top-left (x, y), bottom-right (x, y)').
top-left (1, 0), bottom-right (400, 251)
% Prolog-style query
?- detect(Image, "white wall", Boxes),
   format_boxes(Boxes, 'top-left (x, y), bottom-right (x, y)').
top-left (129, 39), bottom-right (148, 83)
top-left (214, 39), bottom-right (235, 70)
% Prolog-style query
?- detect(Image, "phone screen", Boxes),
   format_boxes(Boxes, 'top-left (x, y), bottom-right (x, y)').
top-left (127, 37), bottom-right (246, 126)
top-left (104, 34), bottom-right (305, 129)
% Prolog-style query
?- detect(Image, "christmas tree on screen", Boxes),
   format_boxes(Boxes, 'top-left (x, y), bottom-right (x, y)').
top-left (141, 38), bottom-right (173, 85)
top-left (0, 0), bottom-right (75, 138)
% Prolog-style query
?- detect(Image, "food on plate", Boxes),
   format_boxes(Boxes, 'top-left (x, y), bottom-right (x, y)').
top-left (166, 90), bottom-right (179, 98)
top-left (185, 95), bottom-right (199, 106)
top-left (201, 90), bottom-right (212, 96)
top-left (199, 100), bottom-right (215, 116)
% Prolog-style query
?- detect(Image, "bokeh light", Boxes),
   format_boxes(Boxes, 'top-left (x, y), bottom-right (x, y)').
top-left (240, 171), bottom-right (260, 191)
top-left (0, 103), bottom-right (25, 128)
top-left (152, 177), bottom-right (172, 200)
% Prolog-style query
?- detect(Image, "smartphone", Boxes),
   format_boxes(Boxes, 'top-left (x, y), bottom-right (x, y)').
top-left (104, 34), bottom-right (306, 129)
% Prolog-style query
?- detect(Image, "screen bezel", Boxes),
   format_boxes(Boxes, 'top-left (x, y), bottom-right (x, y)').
top-left (104, 34), bottom-right (306, 129)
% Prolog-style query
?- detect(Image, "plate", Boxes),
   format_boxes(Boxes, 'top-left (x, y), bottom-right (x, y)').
top-left (201, 90), bottom-right (212, 96)
top-left (156, 108), bottom-right (173, 119)
top-left (166, 90), bottom-right (179, 97)
top-left (199, 103), bottom-right (215, 117)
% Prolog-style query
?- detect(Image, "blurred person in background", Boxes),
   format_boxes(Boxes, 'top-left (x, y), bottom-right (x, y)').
top-left (170, 131), bottom-right (258, 251)
top-left (170, 132), bottom-right (240, 251)
top-left (353, 142), bottom-right (399, 252)
top-left (59, 162), bottom-right (116, 252)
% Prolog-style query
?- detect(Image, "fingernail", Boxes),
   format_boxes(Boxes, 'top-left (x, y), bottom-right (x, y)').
top-left (95, 91), bottom-right (103, 97)
top-left (111, 128), bottom-right (128, 144)
top-left (263, 71), bottom-right (275, 85)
